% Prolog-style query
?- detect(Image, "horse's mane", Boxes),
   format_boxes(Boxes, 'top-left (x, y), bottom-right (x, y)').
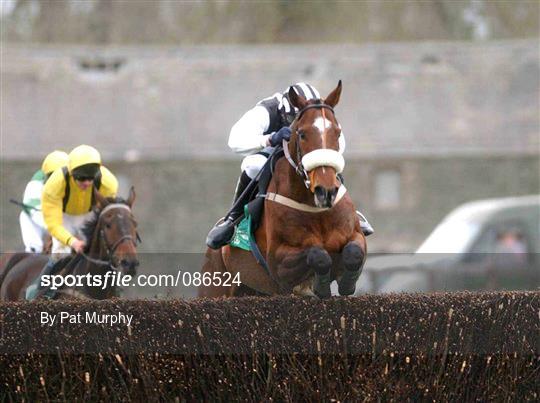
top-left (81, 196), bottom-right (129, 252)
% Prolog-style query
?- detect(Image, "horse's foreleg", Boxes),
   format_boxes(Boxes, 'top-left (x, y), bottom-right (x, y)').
top-left (308, 247), bottom-right (333, 299)
top-left (337, 238), bottom-right (366, 296)
top-left (273, 245), bottom-right (333, 299)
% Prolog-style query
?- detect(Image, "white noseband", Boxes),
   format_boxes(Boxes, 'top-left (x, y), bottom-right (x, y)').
top-left (301, 149), bottom-right (345, 173)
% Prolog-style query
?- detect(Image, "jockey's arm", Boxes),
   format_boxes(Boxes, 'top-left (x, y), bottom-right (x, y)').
top-left (41, 169), bottom-right (75, 247)
top-left (97, 166), bottom-right (119, 198)
top-left (228, 105), bottom-right (272, 156)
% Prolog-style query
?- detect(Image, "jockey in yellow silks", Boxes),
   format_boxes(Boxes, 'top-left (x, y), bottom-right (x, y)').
top-left (43, 144), bottom-right (118, 253)
top-left (26, 144), bottom-right (118, 300)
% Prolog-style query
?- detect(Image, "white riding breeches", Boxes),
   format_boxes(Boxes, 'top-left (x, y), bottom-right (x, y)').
top-left (19, 212), bottom-right (47, 253)
top-left (240, 147), bottom-right (275, 179)
top-left (52, 211), bottom-right (95, 255)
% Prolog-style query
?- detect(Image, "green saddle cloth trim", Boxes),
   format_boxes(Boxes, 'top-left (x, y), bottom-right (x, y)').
top-left (230, 205), bottom-right (252, 251)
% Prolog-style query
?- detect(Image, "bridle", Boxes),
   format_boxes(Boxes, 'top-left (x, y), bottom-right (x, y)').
top-left (53, 202), bottom-right (140, 300)
top-left (82, 203), bottom-right (139, 268)
top-left (282, 102), bottom-right (344, 190)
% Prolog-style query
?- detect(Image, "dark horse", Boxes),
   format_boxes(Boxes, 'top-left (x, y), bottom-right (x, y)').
top-left (200, 81), bottom-right (366, 298)
top-left (0, 188), bottom-right (140, 301)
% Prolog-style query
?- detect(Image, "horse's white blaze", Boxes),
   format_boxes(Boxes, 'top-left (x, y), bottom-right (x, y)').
top-left (313, 116), bottom-right (331, 132)
top-left (313, 116), bottom-right (332, 148)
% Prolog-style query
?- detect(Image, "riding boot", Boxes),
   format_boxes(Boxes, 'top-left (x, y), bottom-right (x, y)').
top-left (25, 257), bottom-right (58, 300)
top-left (206, 172), bottom-right (254, 249)
top-left (338, 173), bottom-right (374, 237)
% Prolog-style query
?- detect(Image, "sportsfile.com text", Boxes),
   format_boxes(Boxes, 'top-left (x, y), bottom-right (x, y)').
top-left (40, 271), bottom-right (241, 290)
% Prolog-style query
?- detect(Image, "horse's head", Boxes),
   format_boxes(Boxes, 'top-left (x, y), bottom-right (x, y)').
top-left (93, 187), bottom-right (140, 276)
top-left (288, 80), bottom-right (344, 208)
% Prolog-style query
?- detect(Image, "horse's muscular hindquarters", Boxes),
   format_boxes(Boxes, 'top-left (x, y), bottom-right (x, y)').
top-left (338, 241), bottom-right (365, 295)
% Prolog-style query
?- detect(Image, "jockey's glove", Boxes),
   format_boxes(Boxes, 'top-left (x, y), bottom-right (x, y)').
top-left (269, 127), bottom-right (292, 147)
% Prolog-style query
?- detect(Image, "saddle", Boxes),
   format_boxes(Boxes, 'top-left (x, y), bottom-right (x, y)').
top-left (230, 148), bottom-right (284, 252)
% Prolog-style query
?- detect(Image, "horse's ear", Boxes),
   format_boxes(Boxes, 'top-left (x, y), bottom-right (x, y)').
top-left (324, 80), bottom-right (342, 108)
top-left (126, 186), bottom-right (136, 208)
top-left (288, 86), bottom-right (307, 110)
top-left (94, 187), bottom-right (109, 209)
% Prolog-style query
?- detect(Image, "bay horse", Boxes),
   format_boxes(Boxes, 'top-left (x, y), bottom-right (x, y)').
top-left (0, 188), bottom-right (140, 301)
top-left (200, 81), bottom-right (367, 298)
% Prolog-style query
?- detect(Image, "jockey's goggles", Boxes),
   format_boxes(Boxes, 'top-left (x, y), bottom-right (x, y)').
top-left (74, 175), bottom-right (95, 182)
top-left (72, 163), bottom-right (99, 181)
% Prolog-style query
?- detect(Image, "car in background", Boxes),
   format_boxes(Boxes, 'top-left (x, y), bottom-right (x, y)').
top-left (355, 195), bottom-right (540, 294)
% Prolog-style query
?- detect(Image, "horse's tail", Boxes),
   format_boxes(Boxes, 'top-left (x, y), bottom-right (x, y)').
top-left (0, 252), bottom-right (29, 288)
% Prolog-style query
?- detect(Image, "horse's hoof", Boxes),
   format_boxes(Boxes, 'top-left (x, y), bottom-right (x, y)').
top-left (312, 273), bottom-right (332, 299)
top-left (313, 289), bottom-right (331, 299)
top-left (338, 269), bottom-right (361, 296)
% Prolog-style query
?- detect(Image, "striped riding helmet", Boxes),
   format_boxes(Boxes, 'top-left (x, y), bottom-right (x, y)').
top-left (279, 82), bottom-right (321, 125)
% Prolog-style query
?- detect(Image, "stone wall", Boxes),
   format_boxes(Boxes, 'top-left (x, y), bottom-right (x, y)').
top-left (1, 41), bottom-right (538, 160)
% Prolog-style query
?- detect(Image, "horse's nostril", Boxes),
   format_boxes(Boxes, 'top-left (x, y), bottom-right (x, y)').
top-left (314, 186), bottom-right (326, 197)
top-left (314, 186), bottom-right (336, 208)
top-left (120, 258), bottom-right (139, 274)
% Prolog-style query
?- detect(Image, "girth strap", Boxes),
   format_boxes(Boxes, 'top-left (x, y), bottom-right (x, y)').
top-left (264, 185), bottom-right (347, 213)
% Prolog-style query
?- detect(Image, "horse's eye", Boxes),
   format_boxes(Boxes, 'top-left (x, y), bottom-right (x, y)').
top-left (105, 222), bottom-right (112, 229)
top-left (298, 131), bottom-right (306, 140)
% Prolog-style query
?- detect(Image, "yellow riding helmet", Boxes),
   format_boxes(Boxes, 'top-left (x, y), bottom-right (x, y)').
top-left (68, 145), bottom-right (102, 172)
top-left (41, 150), bottom-right (69, 175)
